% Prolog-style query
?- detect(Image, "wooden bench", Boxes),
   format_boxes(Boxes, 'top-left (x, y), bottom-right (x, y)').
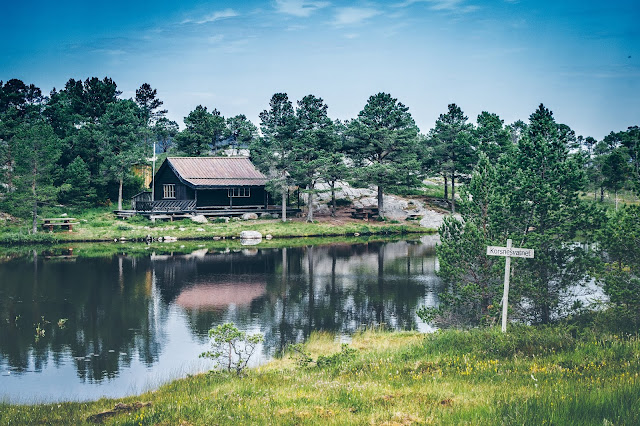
top-left (351, 207), bottom-right (379, 220)
top-left (42, 217), bottom-right (79, 232)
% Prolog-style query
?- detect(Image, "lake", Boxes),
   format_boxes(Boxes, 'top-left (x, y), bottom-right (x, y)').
top-left (0, 236), bottom-right (440, 403)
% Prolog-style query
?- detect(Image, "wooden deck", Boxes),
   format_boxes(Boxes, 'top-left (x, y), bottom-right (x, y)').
top-left (115, 202), bottom-right (300, 219)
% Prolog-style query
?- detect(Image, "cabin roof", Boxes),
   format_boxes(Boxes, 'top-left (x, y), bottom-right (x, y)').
top-left (164, 157), bottom-right (267, 188)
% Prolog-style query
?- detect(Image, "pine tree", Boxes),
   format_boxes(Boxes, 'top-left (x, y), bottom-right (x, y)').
top-left (99, 99), bottom-right (146, 210)
top-left (60, 156), bottom-right (96, 207)
top-left (427, 104), bottom-right (475, 213)
top-left (344, 93), bottom-right (420, 218)
top-left (9, 121), bottom-right (61, 232)
top-left (253, 93), bottom-right (297, 222)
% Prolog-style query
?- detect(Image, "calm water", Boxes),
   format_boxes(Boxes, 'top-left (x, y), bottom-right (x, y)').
top-left (0, 236), bottom-right (440, 403)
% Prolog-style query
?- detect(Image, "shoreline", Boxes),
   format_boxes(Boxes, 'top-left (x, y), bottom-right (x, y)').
top-left (0, 216), bottom-right (437, 246)
top-left (2, 324), bottom-right (638, 424)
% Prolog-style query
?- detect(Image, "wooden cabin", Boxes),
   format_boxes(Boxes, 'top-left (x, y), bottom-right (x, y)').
top-left (133, 157), bottom-right (269, 215)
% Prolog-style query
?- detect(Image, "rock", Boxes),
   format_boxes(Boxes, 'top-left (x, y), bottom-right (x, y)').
top-left (179, 227), bottom-right (186, 231)
top-left (354, 232), bottom-right (360, 237)
top-left (419, 209), bottom-right (459, 230)
top-left (163, 236), bottom-right (178, 242)
top-left (213, 236), bottom-right (221, 240)
top-left (240, 230), bottom-right (262, 240)
top-left (240, 238), bottom-right (261, 246)
top-left (190, 215), bottom-right (208, 224)
top-left (265, 234), bottom-right (273, 240)
top-left (242, 213), bottom-right (259, 220)
top-left (196, 228), bottom-right (205, 231)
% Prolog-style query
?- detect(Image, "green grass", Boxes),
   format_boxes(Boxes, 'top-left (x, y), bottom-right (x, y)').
top-left (581, 188), bottom-right (640, 209)
top-left (0, 234), bottom-right (420, 258)
top-left (0, 207), bottom-right (433, 245)
top-left (2, 323), bottom-right (638, 425)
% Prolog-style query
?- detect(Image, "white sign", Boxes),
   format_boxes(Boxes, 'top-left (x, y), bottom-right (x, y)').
top-left (486, 246), bottom-right (534, 258)
top-left (486, 239), bottom-right (534, 333)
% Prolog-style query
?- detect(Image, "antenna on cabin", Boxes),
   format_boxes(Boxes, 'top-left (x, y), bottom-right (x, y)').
top-left (151, 140), bottom-right (156, 202)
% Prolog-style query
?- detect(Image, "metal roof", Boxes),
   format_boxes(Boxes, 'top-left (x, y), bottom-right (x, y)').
top-left (166, 157), bottom-right (267, 188)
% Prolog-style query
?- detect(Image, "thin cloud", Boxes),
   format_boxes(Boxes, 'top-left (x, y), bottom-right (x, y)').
top-left (333, 7), bottom-right (381, 26)
top-left (182, 8), bottom-right (238, 25)
top-left (91, 49), bottom-right (127, 56)
top-left (394, 0), bottom-right (478, 13)
top-left (208, 35), bottom-right (225, 44)
top-left (275, 0), bottom-right (330, 17)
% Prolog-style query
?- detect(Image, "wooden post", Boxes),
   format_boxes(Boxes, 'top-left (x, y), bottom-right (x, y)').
top-left (501, 239), bottom-right (512, 333)
top-left (487, 240), bottom-right (533, 333)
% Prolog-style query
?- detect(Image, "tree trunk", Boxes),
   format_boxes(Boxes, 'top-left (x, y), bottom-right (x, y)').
top-left (32, 200), bottom-right (38, 234)
top-left (331, 183), bottom-right (336, 217)
top-left (443, 174), bottom-right (448, 201)
top-left (31, 170), bottom-right (37, 234)
top-left (615, 189), bottom-right (618, 210)
top-left (377, 186), bottom-right (384, 219)
top-left (118, 177), bottom-right (124, 211)
top-left (451, 172), bottom-right (456, 214)
top-left (306, 184), bottom-right (314, 222)
top-left (600, 186), bottom-right (604, 202)
top-left (281, 190), bottom-right (287, 222)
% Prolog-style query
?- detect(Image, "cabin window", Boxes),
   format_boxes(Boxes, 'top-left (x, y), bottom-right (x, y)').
top-left (228, 187), bottom-right (250, 198)
top-left (163, 184), bottom-right (176, 199)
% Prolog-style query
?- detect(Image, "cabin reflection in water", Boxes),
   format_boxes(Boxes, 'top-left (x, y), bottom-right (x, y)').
top-left (0, 237), bottom-right (439, 403)
top-left (176, 281), bottom-right (267, 310)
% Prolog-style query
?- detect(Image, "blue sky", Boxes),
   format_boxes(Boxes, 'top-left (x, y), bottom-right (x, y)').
top-left (1, 0), bottom-right (638, 139)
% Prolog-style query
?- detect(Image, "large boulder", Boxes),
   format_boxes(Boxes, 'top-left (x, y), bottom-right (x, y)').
top-left (239, 230), bottom-right (262, 240)
top-left (242, 213), bottom-right (259, 220)
top-left (190, 215), bottom-right (208, 224)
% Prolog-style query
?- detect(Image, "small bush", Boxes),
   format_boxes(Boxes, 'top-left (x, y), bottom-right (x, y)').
top-left (316, 344), bottom-right (357, 368)
top-left (200, 323), bottom-right (264, 376)
top-left (288, 343), bottom-right (313, 367)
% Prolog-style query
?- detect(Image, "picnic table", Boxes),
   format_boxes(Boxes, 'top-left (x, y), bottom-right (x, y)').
top-left (42, 217), bottom-right (79, 232)
top-left (350, 206), bottom-right (379, 220)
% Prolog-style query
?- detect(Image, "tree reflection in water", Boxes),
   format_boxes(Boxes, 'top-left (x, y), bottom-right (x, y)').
top-left (0, 237), bottom-right (439, 401)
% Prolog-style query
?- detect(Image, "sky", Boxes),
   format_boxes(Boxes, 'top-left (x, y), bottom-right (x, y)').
top-left (1, 0), bottom-right (638, 139)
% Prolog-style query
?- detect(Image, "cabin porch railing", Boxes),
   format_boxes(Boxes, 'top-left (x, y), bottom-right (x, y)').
top-left (136, 200), bottom-right (197, 212)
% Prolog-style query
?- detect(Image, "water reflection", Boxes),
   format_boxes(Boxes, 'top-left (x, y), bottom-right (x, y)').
top-left (0, 236), bottom-right (439, 402)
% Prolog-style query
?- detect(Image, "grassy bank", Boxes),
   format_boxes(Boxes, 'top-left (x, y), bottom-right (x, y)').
top-left (0, 234), bottom-right (424, 258)
top-left (0, 208), bottom-right (432, 245)
top-left (2, 324), bottom-right (638, 425)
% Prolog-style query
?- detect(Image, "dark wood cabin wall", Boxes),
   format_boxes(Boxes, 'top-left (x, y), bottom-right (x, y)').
top-left (195, 187), bottom-right (266, 208)
top-left (154, 166), bottom-right (194, 201)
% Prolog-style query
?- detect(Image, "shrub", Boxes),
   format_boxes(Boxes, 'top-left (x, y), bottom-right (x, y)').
top-left (200, 323), bottom-right (264, 376)
top-left (316, 344), bottom-right (357, 368)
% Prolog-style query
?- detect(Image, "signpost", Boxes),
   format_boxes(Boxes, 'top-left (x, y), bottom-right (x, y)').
top-left (486, 239), bottom-right (534, 332)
